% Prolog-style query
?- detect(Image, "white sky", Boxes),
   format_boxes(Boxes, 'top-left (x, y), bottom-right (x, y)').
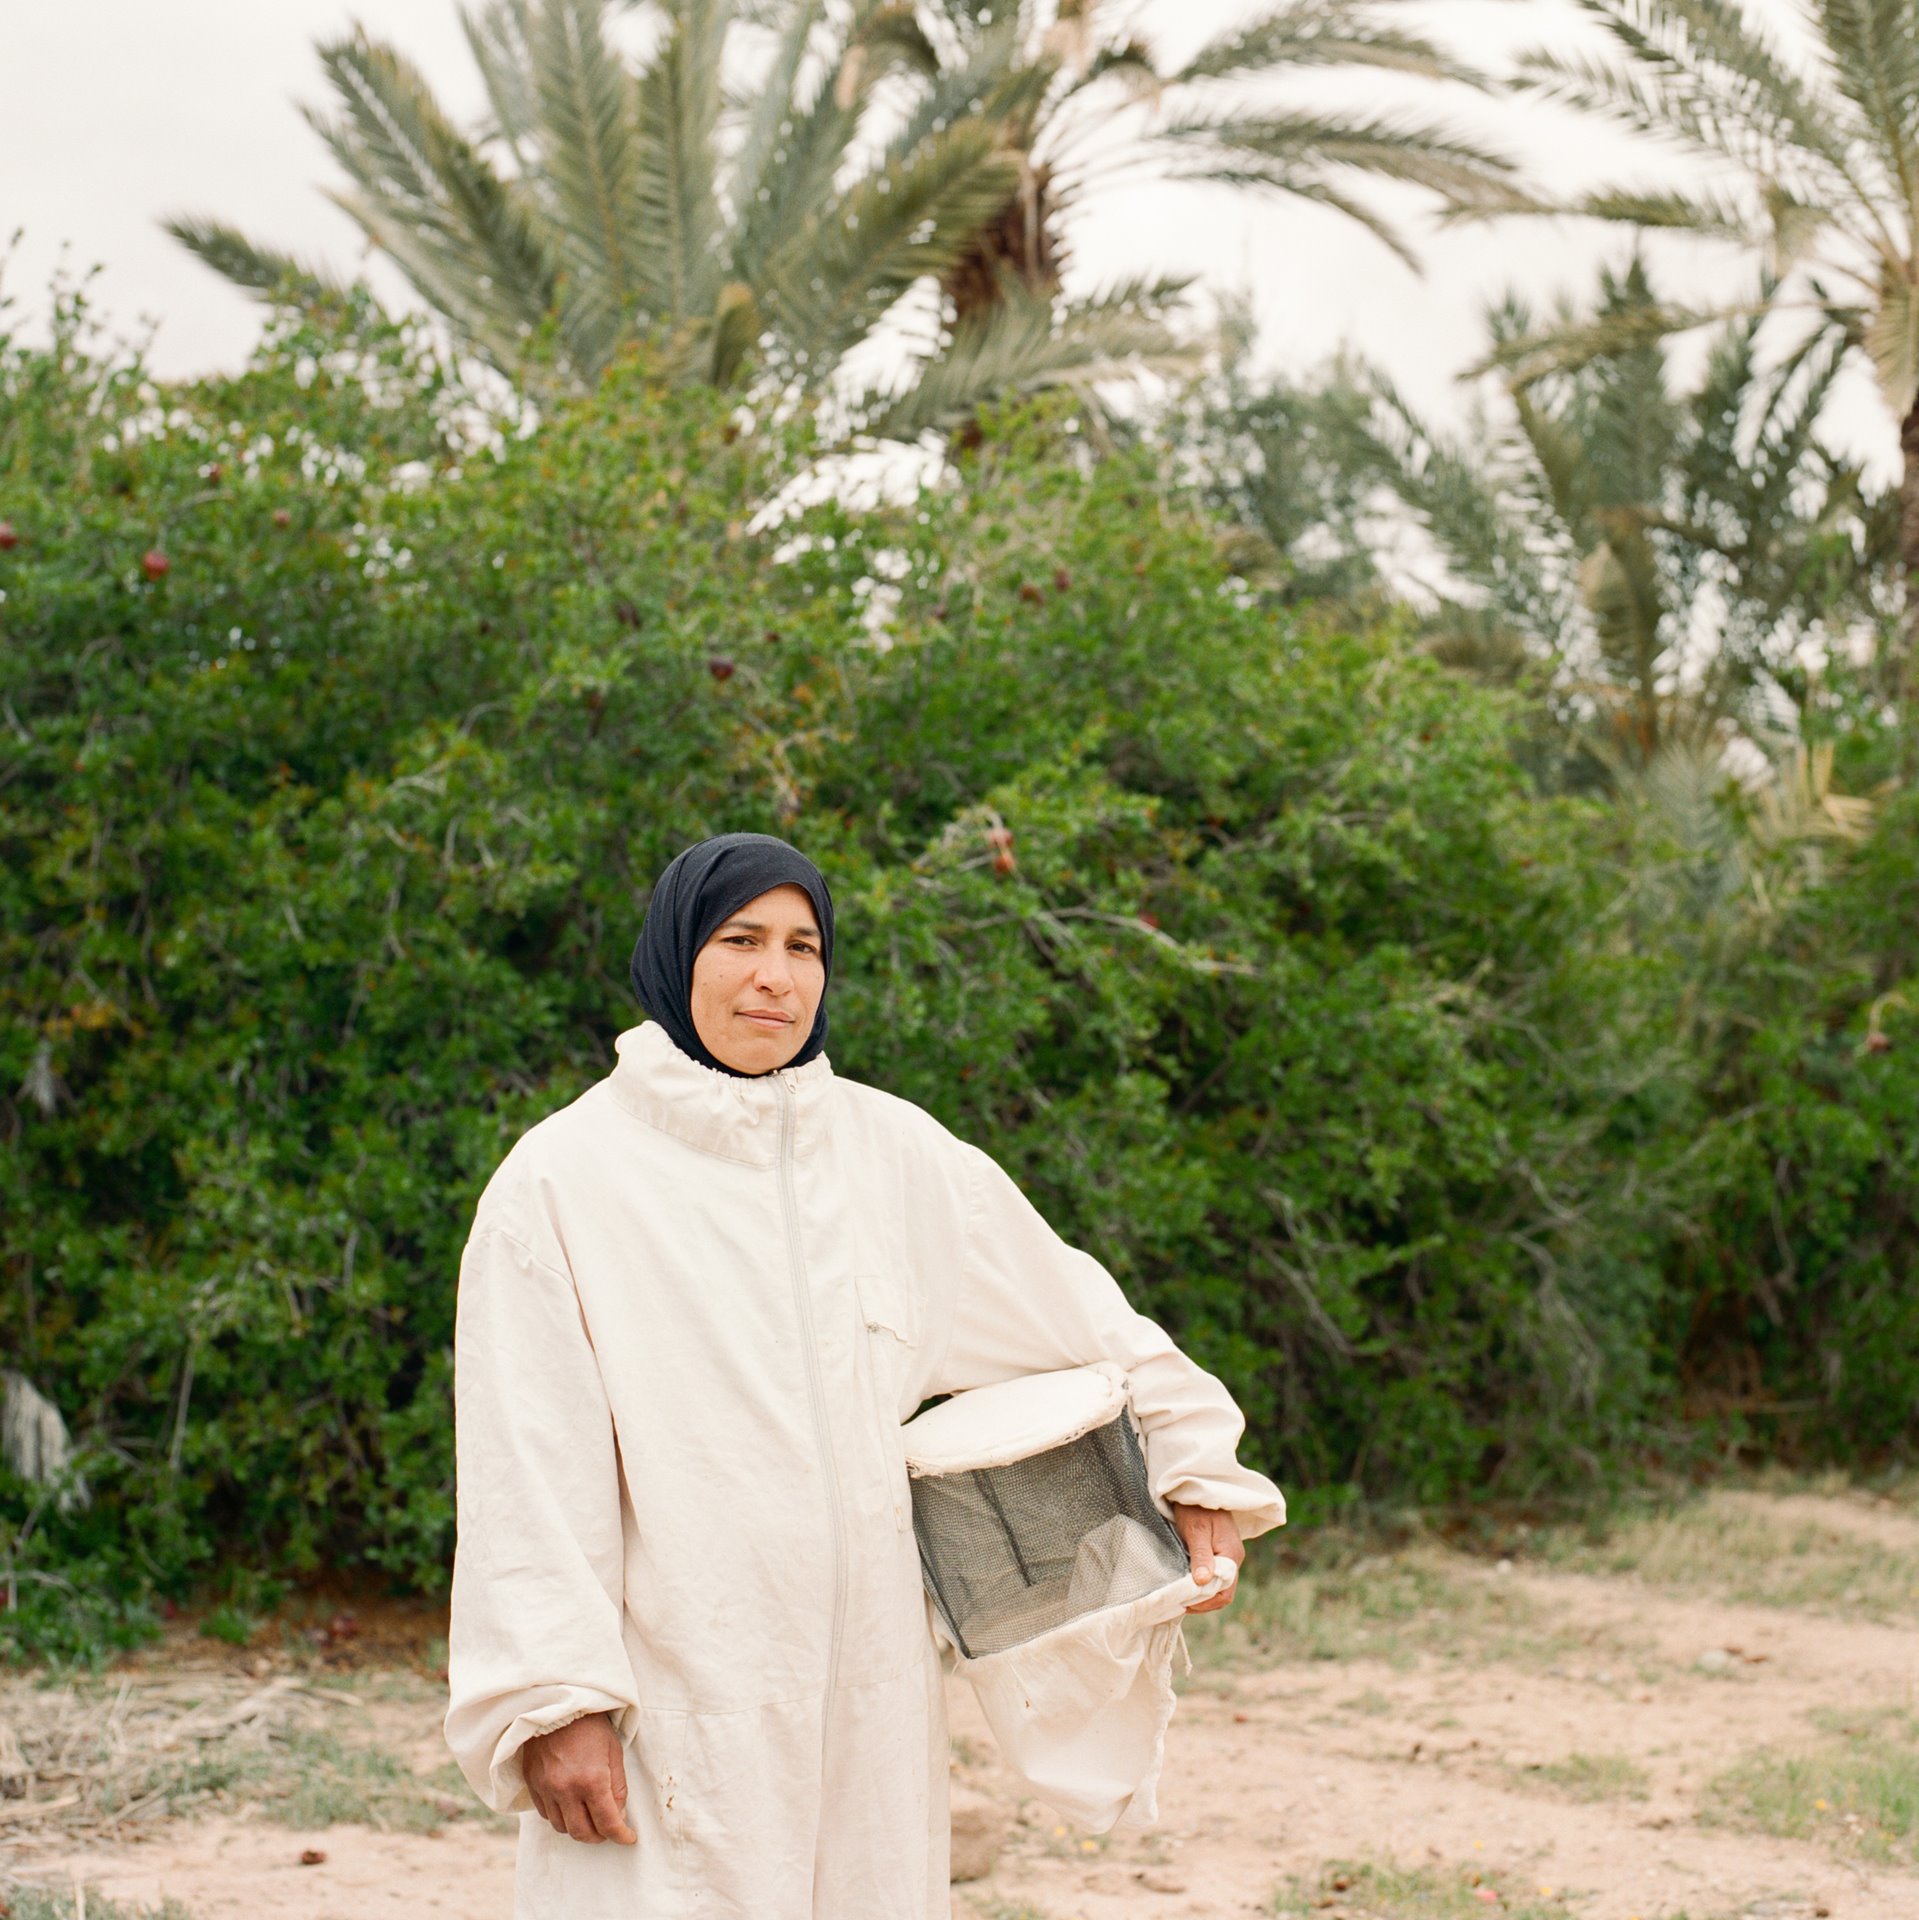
top-left (0, 0), bottom-right (1897, 478)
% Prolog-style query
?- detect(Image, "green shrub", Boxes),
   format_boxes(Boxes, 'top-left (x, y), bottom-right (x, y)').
top-left (1, 286), bottom-right (1913, 1657)
top-left (1676, 788), bottom-right (1919, 1449)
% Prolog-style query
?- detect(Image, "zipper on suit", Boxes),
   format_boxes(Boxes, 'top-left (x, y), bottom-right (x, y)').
top-left (777, 1075), bottom-right (847, 1705)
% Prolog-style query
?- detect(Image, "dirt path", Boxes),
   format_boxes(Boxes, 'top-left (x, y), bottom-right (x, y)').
top-left (4, 1487), bottom-right (1917, 1919)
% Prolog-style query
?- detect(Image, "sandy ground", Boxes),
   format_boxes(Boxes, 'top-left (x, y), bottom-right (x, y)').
top-left (4, 1486), bottom-right (1917, 1920)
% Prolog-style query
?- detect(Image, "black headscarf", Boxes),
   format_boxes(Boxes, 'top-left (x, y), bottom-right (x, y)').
top-left (629, 832), bottom-right (836, 1077)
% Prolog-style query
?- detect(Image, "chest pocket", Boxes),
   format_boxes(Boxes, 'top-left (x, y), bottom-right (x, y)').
top-left (853, 1273), bottom-right (918, 1533)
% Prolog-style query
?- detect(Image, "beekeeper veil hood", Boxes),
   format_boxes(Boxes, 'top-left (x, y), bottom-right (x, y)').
top-left (903, 1363), bottom-right (1239, 1834)
top-left (629, 832), bottom-right (836, 1077)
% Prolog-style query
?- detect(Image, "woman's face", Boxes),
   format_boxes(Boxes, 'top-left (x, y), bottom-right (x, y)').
top-left (689, 883), bottom-right (827, 1074)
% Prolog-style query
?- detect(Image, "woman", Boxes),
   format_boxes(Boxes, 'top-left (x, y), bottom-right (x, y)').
top-left (444, 832), bottom-right (1284, 1919)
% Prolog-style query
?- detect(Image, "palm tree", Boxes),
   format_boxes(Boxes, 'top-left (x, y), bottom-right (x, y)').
top-left (852, 0), bottom-right (1524, 436)
top-left (1182, 296), bottom-right (1396, 608)
top-left (172, 0), bottom-right (1021, 398)
top-left (1196, 259), bottom-right (1890, 774)
top-left (1487, 0), bottom-right (1919, 735)
top-left (167, 0), bottom-right (1519, 434)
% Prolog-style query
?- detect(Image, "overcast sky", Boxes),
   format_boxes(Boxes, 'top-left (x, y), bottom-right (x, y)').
top-left (2, 0), bottom-right (1895, 475)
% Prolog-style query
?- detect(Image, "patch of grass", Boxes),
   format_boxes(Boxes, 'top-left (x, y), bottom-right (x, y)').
top-left (0, 1890), bottom-right (193, 1920)
top-left (0, 1668), bottom-right (506, 1844)
top-left (196, 1605), bottom-right (258, 1649)
top-left (1809, 1703), bottom-right (1908, 1742)
top-left (1535, 1489), bottom-right (1919, 1621)
top-left (99, 1727), bottom-right (498, 1834)
top-left (1269, 1858), bottom-right (1576, 1918)
top-left (1526, 1750), bottom-right (1651, 1802)
top-left (279, 1665), bottom-right (443, 1706)
top-left (1705, 1717), bottom-right (1919, 1864)
top-left (963, 1902), bottom-right (1052, 1920)
top-left (1340, 1688), bottom-right (1397, 1716)
top-left (266, 1729), bottom-right (458, 1831)
top-left (1185, 1540), bottom-right (1619, 1674)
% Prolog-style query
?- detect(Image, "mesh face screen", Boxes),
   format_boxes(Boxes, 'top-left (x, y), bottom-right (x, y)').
top-left (910, 1413), bottom-right (1190, 1658)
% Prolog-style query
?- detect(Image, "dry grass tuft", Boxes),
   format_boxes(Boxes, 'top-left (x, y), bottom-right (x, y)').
top-left (0, 1670), bottom-right (489, 1853)
top-left (1270, 1857), bottom-right (1577, 1918)
top-left (1704, 1709), bottom-right (1919, 1865)
top-left (1184, 1540), bottom-right (1637, 1675)
top-left (1535, 1483), bottom-right (1919, 1620)
top-left (1524, 1749), bottom-right (1651, 1802)
top-left (0, 1884), bottom-right (193, 1920)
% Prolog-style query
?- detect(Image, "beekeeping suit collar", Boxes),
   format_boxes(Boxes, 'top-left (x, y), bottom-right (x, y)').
top-left (608, 1019), bottom-right (835, 1166)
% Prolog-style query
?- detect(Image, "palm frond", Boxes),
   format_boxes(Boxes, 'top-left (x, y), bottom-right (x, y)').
top-left (1738, 315), bottom-right (1849, 501)
top-left (726, 0), bottom-right (825, 213)
top-left (1420, 607), bottom-right (1538, 684)
top-left (1364, 373), bottom-right (1572, 639)
top-left (1548, 0), bottom-right (1857, 184)
top-left (1510, 385), bottom-right (1600, 540)
top-left (855, 2), bottom-right (943, 79)
top-left (1631, 738), bottom-right (1740, 871)
top-left (1501, 0), bottom-right (1919, 458)
top-left (1865, 254), bottom-right (1919, 413)
top-left (1565, 185), bottom-right (1757, 240)
top-left (634, 0), bottom-right (731, 323)
top-left (766, 120), bottom-right (1021, 370)
top-left (887, 25), bottom-right (1049, 160)
top-left (1678, 315), bottom-right (1858, 629)
top-left (306, 30), bottom-right (562, 356)
top-left (1468, 298), bottom-right (1730, 387)
top-left (163, 217), bottom-right (350, 308)
top-left (461, 0), bottom-right (540, 158)
top-left (1156, 109), bottom-right (1518, 228)
top-left (1681, 305), bottom-right (1766, 505)
top-left (916, 0), bottom-right (1026, 59)
top-left (1076, 39), bottom-right (1163, 99)
top-left (727, 4), bottom-right (879, 291)
top-left (1748, 739), bottom-right (1877, 850)
top-left (1437, 178), bottom-right (1785, 260)
top-left (1582, 259), bottom-right (1688, 500)
top-left (1514, 44), bottom-right (1725, 149)
top-left (1811, 0), bottom-right (1919, 202)
top-left (858, 274), bottom-right (1194, 440)
top-left (531, 0), bottom-right (643, 336)
top-left (1177, 0), bottom-right (1486, 87)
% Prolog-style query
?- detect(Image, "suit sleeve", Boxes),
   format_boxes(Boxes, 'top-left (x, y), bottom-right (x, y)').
top-left (931, 1141), bottom-right (1285, 1538)
top-left (442, 1223), bottom-right (642, 1812)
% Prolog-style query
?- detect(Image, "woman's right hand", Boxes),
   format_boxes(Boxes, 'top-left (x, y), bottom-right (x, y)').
top-left (521, 1712), bottom-right (638, 1845)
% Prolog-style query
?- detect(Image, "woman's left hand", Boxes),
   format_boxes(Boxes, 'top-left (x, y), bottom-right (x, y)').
top-left (1169, 1503), bottom-right (1245, 1615)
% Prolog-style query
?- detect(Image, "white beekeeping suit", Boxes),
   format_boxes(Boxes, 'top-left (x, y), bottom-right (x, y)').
top-left (444, 1019), bottom-right (1285, 1920)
